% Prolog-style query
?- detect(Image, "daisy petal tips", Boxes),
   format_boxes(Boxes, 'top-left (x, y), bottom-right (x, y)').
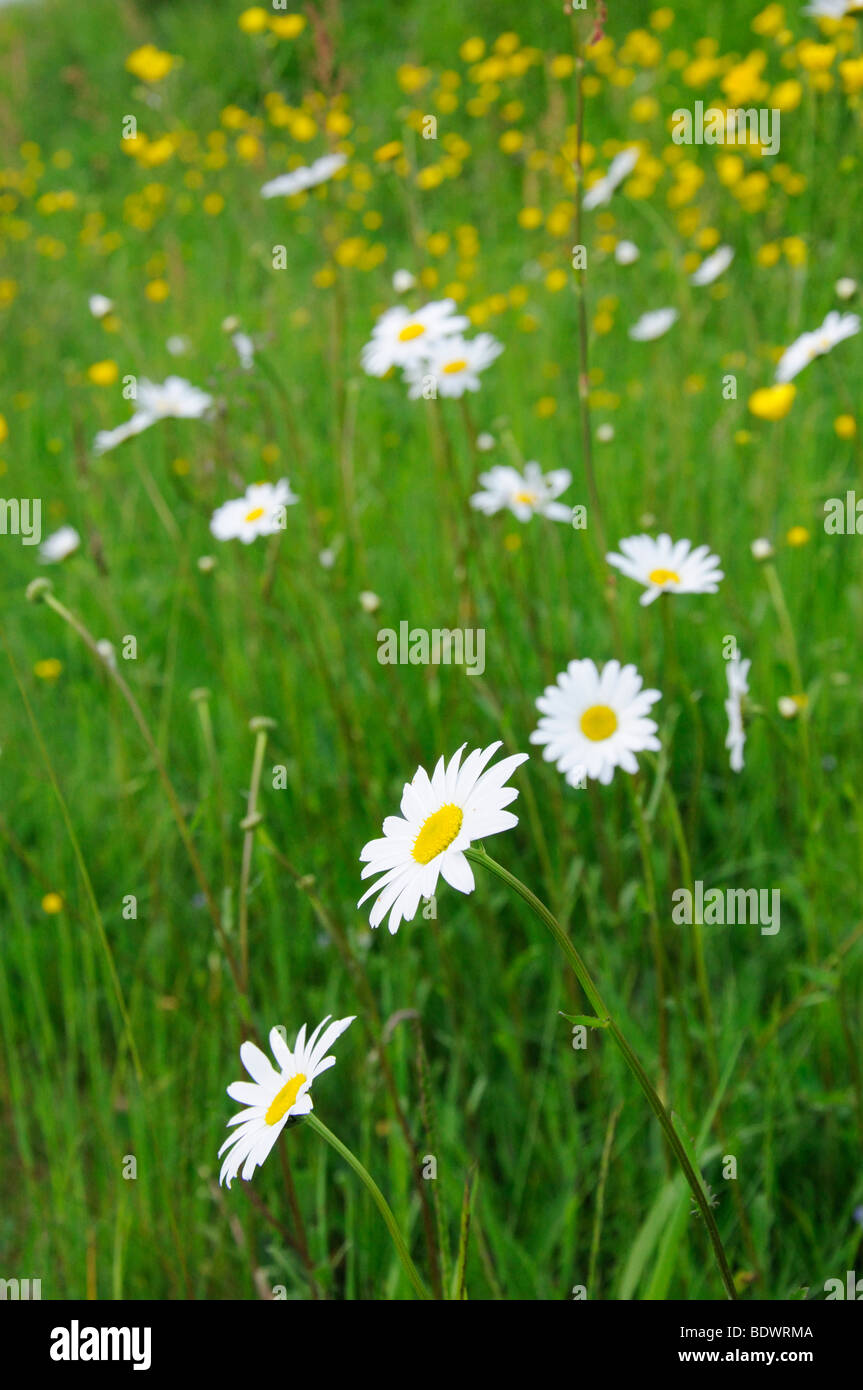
top-left (358, 741), bottom-right (529, 935)
top-left (219, 1015), bottom-right (355, 1188)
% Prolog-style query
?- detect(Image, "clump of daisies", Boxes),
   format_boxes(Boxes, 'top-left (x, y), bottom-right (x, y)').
top-left (210, 479), bottom-right (298, 543)
top-left (358, 741), bottom-right (528, 934)
top-left (531, 659), bottom-right (661, 786)
top-left (470, 461), bottom-right (573, 523)
top-left (219, 1016), bottom-right (354, 1187)
top-left (606, 534), bottom-right (723, 606)
top-left (360, 298), bottom-right (503, 398)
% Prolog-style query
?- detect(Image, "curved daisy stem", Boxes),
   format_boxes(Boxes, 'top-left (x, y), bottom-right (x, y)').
top-left (305, 1113), bottom-right (433, 1301)
top-left (465, 845), bottom-right (738, 1301)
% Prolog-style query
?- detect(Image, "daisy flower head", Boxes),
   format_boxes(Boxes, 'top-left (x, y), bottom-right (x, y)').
top-left (583, 146), bottom-right (640, 211)
top-left (136, 375), bottom-right (214, 421)
top-left (614, 240), bottom-right (640, 266)
top-left (690, 245), bottom-right (734, 287)
top-left (358, 741), bottom-right (529, 935)
top-left (470, 461), bottom-right (572, 523)
top-left (531, 659), bottom-right (661, 787)
top-left (606, 533), bottom-right (724, 606)
top-left (219, 1016), bottom-right (355, 1188)
top-left (775, 311), bottom-right (860, 384)
top-left (628, 308), bottom-right (678, 341)
top-left (210, 479), bottom-right (299, 543)
top-left (89, 294), bottom-right (113, 319)
top-left (360, 299), bottom-right (469, 377)
top-left (39, 525), bottom-right (80, 564)
top-left (260, 152), bottom-right (347, 199)
top-left (403, 332), bottom-right (504, 399)
top-left (724, 652), bottom-right (751, 773)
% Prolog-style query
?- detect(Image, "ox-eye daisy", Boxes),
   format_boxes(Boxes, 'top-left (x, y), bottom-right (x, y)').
top-left (775, 311), bottom-right (860, 384)
top-left (606, 533), bottom-right (724, 605)
top-left (403, 332), bottom-right (503, 398)
top-left (210, 479), bottom-right (298, 543)
top-left (360, 299), bottom-right (469, 376)
top-left (260, 152), bottom-right (347, 199)
top-left (219, 1016), bottom-right (355, 1188)
top-left (628, 308), bottom-right (678, 341)
top-left (531, 659), bottom-right (661, 786)
top-left (470, 461), bottom-right (572, 522)
top-left (358, 741), bottom-right (529, 934)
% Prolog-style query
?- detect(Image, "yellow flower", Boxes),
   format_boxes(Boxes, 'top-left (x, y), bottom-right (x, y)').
top-left (839, 57), bottom-right (863, 94)
top-left (504, 532), bottom-right (522, 553)
top-left (145, 279), bottom-right (170, 303)
top-left (0, 278), bottom-right (17, 305)
top-left (549, 55), bottom-right (575, 79)
top-left (125, 45), bottom-right (175, 83)
top-left (238, 7), bottom-right (269, 34)
top-left (748, 383), bottom-right (796, 420)
top-left (786, 525), bottom-right (810, 547)
top-left (499, 129), bottom-right (524, 154)
top-left (87, 359), bottom-right (118, 386)
top-left (535, 396), bottom-right (557, 418)
top-left (270, 14), bottom-right (306, 38)
top-left (42, 892), bottom-right (64, 914)
top-left (771, 79), bottom-right (802, 111)
top-left (797, 41), bottom-right (835, 73)
top-left (834, 414), bottom-right (857, 439)
top-left (756, 241), bottom-right (781, 267)
top-left (782, 236), bottom-right (807, 266)
top-left (0, 414), bottom-right (7, 443)
top-left (460, 37), bottom-right (485, 63)
top-left (34, 658), bottom-right (63, 681)
top-left (752, 4), bottom-right (785, 37)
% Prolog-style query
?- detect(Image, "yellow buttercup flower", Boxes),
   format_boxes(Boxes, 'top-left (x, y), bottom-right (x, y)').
top-left (238, 7), bottom-right (269, 34)
top-left (41, 893), bottom-right (64, 914)
top-left (786, 525), bottom-right (810, 547)
top-left (87, 359), bottom-right (118, 386)
top-left (34, 658), bottom-right (63, 681)
top-left (834, 415), bottom-right (857, 439)
top-left (748, 384), bottom-right (796, 420)
top-left (270, 14), bottom-right (306, 38)
top-left (125, 45), bottom-right (175, 83)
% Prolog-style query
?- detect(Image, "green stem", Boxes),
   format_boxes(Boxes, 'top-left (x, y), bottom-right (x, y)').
top-left (465, 845), bottom-right (738, 1300)
top-left (305, 1113), bottom-right (432, 1300)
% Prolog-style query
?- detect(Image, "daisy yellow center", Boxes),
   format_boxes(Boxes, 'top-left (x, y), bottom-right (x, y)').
top-left (245, 506), bottom-right (266, 522)
top-left (412, 803), bottom-right (463, 864)
top-left (265, 1072), bottom-right (307, 1126)
top-left (515, 490), bottom-right (537, 504)
top-left (580, 704), bottom-right (618, 742)
top-left (648, 567), bottom-right (680, 585)
top-left (398, 322), bottom-right (425, 342)
top-left (442, 358), bottom-right (468, 374)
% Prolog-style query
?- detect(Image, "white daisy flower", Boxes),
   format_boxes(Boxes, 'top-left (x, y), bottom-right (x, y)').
top-left (358, 742), bottom-right (529, 935)
top-left (802, 0), bottom-right (860, 16)
top-left (596, 423), bottom-right (615, 443)
top-left (614, 240), bottom-right (640, 266)
top-left (392, 268), bottom-right (416, 293)
top-left (531, 659), bottom-right (661, 787)
top-left (89, 294), bottom-right (113, 319)
top-left (835, 277), bottom-right (857, 301)
top-left (775, 311), bottom-right (860, 383)
top-left (606, 533), bottom-right (724, 605)
top-left (470, 461), bottom-right (573, 523)
top-left (628, 308), bottom-right (678, 341)
top-left (260, 152), bottom-right (347, 199)
top-left (210, 479), bottom-right (298, 543)
top-left (403, 333), bottom-right (504, 399)
top-left (166, 335), bottom-right (191, 357)
top-left (93, 376), bottom-right (213, 456)
top-left (583, 147), bottom-right (640, 211)
top-left (219, 1016), bottom-right (355, 1188)
top-left (39, 525), bottom-right (81, 564)
top-left (690, 245), bottom-right (734, 287)
top-left (232, 331), bottom-right (255, 370)
top-left (360, 299), bottom-right (469, 377)
top-left (724, 653), bottom-right (750, 774)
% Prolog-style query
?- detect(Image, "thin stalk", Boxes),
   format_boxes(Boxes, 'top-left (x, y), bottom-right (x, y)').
top-left (305, 1113), bottom-right (432, 1300)
top-left (238, 718), bottom-right (273, 993)
top-left (465, 845), bottom-right (738, 1300)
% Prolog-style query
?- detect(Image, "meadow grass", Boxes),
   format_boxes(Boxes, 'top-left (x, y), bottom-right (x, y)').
top-left (0, 0), bottom-right (861, 1300)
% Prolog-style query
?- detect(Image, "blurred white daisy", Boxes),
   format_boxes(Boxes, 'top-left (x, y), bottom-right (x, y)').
top-left (724, 653), bottom-right (751, 773)
top-left (404, 333), bottom-right (504, 398)
top-left (470, 461), bottom-right (572, 522)
top-left (835, 277), bottom-right (857, 300)
top-left (596, 423), bottom-right (615, 443)
top-left (583, 147), bottom-right (640, 211)
top-left (476, 431), bottom-right (496, 451)
top-left (260, 152), bottom-right (347, 199)
top-left (628, 308), bottom-right (678, 341)
top-left (93, 376), bottom-right (213, 455)
top-left (39, 525), bottom-right (80, 564)
top-left (392, 268), bottom-right (416, 293)
top-left (219, 1017), bottom-right (355, 1188)
top-left (614, 240), bottom-right (640, 266)
top-left (775, 311), bottom-right (860, 383)
top-left (358, 742), bottom-right (529, 934)
top-left (531, 659), bottom-right (661, 787)
top-left (166, 335), bottom-right (191, 357)
top-left (802, 0), bottom-right (861, 15)
top-left (690, 245), bottom-right (734, 287)
top-left (361, 299), bottom-right (469, 377)
top-left (89, 294), bottom-right (113, 319)
top-left (210, 479), bottom-right (299, 543)
top-left (232, 332), bottom-right (255, 370)
top-left (606, 533), bottom-right (724, 605)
